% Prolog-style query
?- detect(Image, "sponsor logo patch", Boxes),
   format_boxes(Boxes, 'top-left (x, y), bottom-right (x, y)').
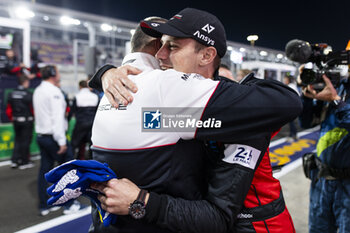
top-left (151, 23), bottom-right (160, 27)
top-left (191, 73), bottom-right (205, 80)
top-left (222, 144), bottom-right (261, 169)
top-left (193, 31), bottom-right (215, 46)
top-left (98, 104), bottom-right (127, 111)
top-left (201, 24), bottom-right (215, 33)
top-left (237, 213), bottom-right (253, 219)
top-left (181, 73), bottom-right (190, 81)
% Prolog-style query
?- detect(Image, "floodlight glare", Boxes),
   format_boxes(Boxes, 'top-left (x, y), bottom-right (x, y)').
top-left (260, 51), bottom-right (268, 56)
top-left (60, 16), bottom-right (81, 26)
top-left (101, 23), bottom-right (113, 32)
top-left (230, 50), bottom-right (243, 64)
top-left (247, 35), bottom-right (259, 42)
top-left (15, 7), bottom-right (35, 19)
top-left (277, 53), bottom-right (284, 59)
top-left (247, 35), bottom-right (259, 47)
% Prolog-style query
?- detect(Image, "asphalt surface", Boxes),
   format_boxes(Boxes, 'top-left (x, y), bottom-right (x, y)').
top-left (0, 158), bottom-right (90, 233)
top-left (0, 123), bottom-right (310, 233)
top-left (280, 165), bottom-right (310, 233)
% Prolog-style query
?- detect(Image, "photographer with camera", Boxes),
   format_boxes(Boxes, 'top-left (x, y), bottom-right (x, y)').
top-left (286, 39), bottom-right (350, 233)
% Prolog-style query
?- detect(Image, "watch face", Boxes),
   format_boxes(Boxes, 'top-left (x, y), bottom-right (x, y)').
top-left (129, 202), bottom-right (146, 219)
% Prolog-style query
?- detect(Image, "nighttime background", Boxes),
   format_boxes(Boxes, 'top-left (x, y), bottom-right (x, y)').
top-left (36, 0), bottom-right (349, 52)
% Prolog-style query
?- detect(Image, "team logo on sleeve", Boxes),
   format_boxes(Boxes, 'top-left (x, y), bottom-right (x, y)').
top-left (223, 144), bottom-right (261, 169)
top-left (143, 110), bottom-right (162, 129)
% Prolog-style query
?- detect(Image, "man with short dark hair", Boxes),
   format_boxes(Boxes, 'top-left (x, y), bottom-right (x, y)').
top-left (6, 75), bottom-right (34, 169)
top-left (89, 8), bottom-right (300, 233)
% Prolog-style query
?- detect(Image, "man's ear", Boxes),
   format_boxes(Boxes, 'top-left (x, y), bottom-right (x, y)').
top-left (144, 38), bottom-right (162, 56)
top-left (199, 47), bottom-right (217, 66)
top-left (153, 39), bottom-right (162, 51)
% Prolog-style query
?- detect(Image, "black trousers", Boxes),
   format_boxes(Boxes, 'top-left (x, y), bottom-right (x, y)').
top-left (11, 121), bottom-right (33, 164)
top-left (37, 135), bottom-right (73, 209)
top-left (71, 122), bottom-right (93, 159)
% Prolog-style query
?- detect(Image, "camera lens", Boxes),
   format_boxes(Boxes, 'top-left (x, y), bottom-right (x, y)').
top-left (300, 69), bottom-right (316, 85)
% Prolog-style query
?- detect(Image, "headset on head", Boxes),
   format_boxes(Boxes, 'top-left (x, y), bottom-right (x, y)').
top-left (47, 65), bottom-right (56, 77)
top-left (42, 65), bottom-right (57, 79)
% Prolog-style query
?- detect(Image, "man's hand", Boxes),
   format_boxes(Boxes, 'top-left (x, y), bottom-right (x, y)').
top-left (57, 145), bottom-right (67, 154)
top-left (28, 73), bottom-right (36, 79)
top-left (296, 64), bottom-right (304, 86)
top-left (91, 178), bottom-right (149, 215)
top-left (302, 75), bottom-right (340, 102)
top-left (102, 65), bottom-right (141, 108)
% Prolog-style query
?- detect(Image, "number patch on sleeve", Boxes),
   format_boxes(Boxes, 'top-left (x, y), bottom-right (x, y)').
top-left (222, 144), bottom-right (261, 169)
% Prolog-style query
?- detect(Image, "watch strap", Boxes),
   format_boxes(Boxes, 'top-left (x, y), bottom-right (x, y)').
top-left (136, 189), bottom-right (148, 205)
top-left (129, 189), bottom-right (148, 219)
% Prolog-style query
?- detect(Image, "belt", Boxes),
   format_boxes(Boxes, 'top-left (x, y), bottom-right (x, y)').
top-left (13, 116), bottom-right (33, 122)
top-left (37, 134), bottom-right (53, 137)
top-left (237, 191), bottom-right (285, 222)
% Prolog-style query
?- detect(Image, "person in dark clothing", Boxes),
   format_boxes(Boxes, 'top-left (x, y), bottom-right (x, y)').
top-left (70, 80), bottom-right (99, 159)
top-left (28, 49), bottom-right (44, 88)
top-left (3, 49), bottom-right (20, 75)
top-left (88, 9), bottom-right (300, 233)
top-left (299, 66), bottom-right (350, 233)
top-left (283, 75), bottom-right (301, 142)
top-left (6, 74), bottom-right (34, 169)
top-left (3, 49), bottom-right (34, 78)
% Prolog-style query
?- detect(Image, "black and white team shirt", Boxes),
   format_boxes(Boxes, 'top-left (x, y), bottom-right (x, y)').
top-left (89, 52), bottom-right (302, 233)
top-left (70, 87), bottom-right (99, 125)
top-left (92, 54), bottom-right (219, 150)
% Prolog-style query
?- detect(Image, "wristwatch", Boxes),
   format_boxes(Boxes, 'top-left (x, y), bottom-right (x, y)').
top-left (129, 189), bottom-right (148, 219)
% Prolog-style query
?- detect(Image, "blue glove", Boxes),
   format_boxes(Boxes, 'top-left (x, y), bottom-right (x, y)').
top-left (45, 159), bottom-right (117, 183)
top-left (47, 169), bottom-right (115, 196)
top-left (45, 160), bottom-right (118, 226)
